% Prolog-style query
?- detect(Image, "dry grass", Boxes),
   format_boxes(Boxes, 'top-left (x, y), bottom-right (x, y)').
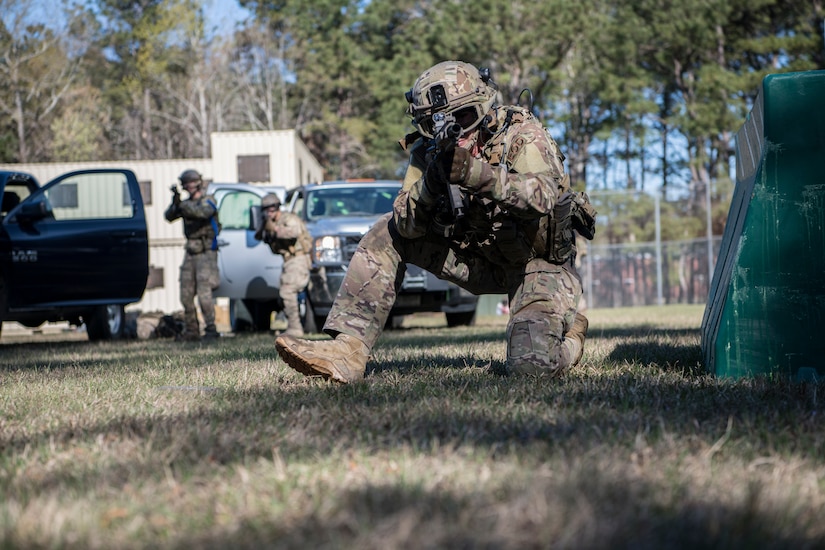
top-left (1, 305), bottom-right (823, 549)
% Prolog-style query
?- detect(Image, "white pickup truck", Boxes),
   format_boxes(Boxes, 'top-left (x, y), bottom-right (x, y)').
top-left (208, 182), bottom-right (288, 331)
top-left (285, 180), bottom-right (478, 332)
top-left (210, 180), bottom-right (479, 333)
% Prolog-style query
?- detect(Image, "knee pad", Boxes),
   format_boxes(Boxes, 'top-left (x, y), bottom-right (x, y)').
top-left (506, 303), bottom-right (565, 376)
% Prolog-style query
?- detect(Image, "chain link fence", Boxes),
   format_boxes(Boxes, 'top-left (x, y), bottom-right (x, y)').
top-left (580, 237), bottom-right (723, 309)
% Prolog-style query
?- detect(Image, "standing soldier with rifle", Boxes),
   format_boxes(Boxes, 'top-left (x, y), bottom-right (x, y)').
top-left (254, 192), bottom-right (312, 337)
top-left (165, 169), bottom-right (221, 342)
top-left (276, 60), bottom-right (596, 382)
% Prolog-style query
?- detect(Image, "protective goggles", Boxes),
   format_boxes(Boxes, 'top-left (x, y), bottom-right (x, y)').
top-left (414, 105), bottom-right (485, 139)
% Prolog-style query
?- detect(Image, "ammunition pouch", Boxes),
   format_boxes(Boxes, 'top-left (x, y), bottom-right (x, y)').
top-left (185, 238), bottom-right (204, 255)
top-left (185, 235), bottom-right (209, 255)
top-left (496, 219), bottom-right (534, 265)
top-left (547, 193), bottom-right (574, 265)
top-left (571, 191), bottom-right (597, 240)
top-left (546, 191), bottom-right (597, 265)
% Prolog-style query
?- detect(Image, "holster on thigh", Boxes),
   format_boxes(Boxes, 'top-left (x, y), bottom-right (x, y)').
top-left (506, 301), bottom-right (565, 376)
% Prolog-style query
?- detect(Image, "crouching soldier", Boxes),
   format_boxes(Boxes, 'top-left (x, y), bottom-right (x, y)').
top-left (255, 193), bottom-right (312, 337)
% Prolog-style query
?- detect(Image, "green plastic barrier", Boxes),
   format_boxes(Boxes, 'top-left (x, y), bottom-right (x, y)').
top-left (701, 70), bottom-right (825, 380)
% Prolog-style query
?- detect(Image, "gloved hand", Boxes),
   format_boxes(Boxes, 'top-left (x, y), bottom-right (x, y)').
top-left (424, 154), bottom-right (449, 196)
top-left (425, 147), bottom-right (470, 192)
top-left (450, 148), bottom-right (495, 193)
top-left (447, 147), bottom-right (472, 185)
top-left (171, 185), bottom-right (181, 206)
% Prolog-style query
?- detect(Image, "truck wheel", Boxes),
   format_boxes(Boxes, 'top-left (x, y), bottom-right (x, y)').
top-left (230, 299), bottom-right (253, 332)
top-left (250, 303), bottom-right (273, 331)
top-left (86, 305), bottom-right (125, 341)
top-left (0, 275), bottom-right (5, 339)
top-left (446, 310), bottom-right (477, 327)
top-left (384, 315), bottom-right (405, 330)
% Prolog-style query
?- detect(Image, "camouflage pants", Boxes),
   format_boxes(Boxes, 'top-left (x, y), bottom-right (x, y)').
top-left (180, 249), bottom-right (219, 333)
top-left (325, 213), bottom-right (583, 375)
top-left (280, 254), bottom-right (311, 332)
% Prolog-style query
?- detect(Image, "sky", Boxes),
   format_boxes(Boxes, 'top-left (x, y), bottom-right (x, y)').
top-left (202, 0), bottom-right (252, 37)
top-left (3, 1), bottom-right (252, 40)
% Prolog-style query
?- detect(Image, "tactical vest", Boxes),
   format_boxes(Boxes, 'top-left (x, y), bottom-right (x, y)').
top-left (295, 220), bottom-right (313, 256)
top-left (483, 107), bottom-right (531, 168)
top-left (183, 201), bottom-right (221, 254)
top-left (266, 212), bottom-right (312, 259)
top-left (480, 107), bottom-right (597, 266)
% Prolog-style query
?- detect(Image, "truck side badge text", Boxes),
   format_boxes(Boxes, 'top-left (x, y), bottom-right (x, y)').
top-left (12, 249), bottom-right (38, 262)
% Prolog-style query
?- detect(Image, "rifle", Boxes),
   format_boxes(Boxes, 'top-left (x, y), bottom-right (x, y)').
top-left (430, 112), bottom-right (467, 223)
top-left (170, 184), bottom-right (181, 206)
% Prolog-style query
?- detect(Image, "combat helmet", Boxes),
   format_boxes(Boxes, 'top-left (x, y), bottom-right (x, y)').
top-left (261, 193), bottom-right (281, 209)
top-left (406, 60), bottom-right (498, 139)
top-left (179, 169), bottom-right (203, 190)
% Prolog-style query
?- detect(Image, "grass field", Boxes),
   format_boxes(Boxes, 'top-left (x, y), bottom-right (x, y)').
top-left (1, 305), bottom-right (823, 549)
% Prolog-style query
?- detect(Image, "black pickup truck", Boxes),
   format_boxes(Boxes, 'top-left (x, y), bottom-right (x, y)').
top-left (0, 169), bottom-right (148, 340)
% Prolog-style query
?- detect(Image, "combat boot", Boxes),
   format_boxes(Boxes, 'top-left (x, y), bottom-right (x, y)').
top-left (178, 316), bottom-right (201, 342)
top-left (202, 325), bottom-right (220, 341)
top-left (283, 310), bottom-right (305, 337)
top-left (275, 333), bottom-right (369, 383)
top-left (566, 312), bottom-right (589, 367)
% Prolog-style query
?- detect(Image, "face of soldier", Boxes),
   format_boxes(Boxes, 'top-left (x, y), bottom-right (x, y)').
top-left (453, 106), bottom-right (478, 132)
top-left (454, 106), bottom-right (483, 147)
top-left (458, 128), bottom-right (478, 148)
top-left (264, 204), bottom-right (279, 221)
top-left (183, 180), bottom-right (202, 199)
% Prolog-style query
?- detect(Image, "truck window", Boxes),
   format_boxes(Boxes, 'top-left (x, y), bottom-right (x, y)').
top-left (219, 190), bottom-right (260, 230)
top-left (47, 173), bottom-right (134, 220)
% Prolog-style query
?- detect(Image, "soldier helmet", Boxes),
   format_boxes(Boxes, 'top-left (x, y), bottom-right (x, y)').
top-left (406, 60), bottom-right (498, 139)
top-left (261, 193), bottom-right (281, 209)
top-left (179, 169), bottom-right (202, 188)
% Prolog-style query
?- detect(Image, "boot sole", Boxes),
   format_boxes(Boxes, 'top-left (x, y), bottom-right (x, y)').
top-left (275, 337), bottom-right (341, 383)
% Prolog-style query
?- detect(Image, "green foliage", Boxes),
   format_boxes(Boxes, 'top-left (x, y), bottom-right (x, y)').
top-left (1, 0), bottom-right (823, 214)
top-left (591, 189), bottom-right (718, 245)
top-left (0, 128), bottom-right (17, 163)
top-left (50, 86), bottom-right (110, 161)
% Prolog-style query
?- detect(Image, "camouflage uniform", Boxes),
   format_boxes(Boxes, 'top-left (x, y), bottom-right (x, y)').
top-left (165, 191), bottom-right (221, 339)
top-left (325, 105), bottom-right (582, 374)
top-left (256, 209), bottom-right (312, 335)
top-left (276, 60), bottom-right (593, 381)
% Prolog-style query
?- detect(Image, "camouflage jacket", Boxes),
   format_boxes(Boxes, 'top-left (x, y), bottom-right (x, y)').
top-left (256, 211), bottom-right (312, 262)
top-left (164, 194), bottom-right (221, 253)
top-left (393, 105), bottom-right (570, 266)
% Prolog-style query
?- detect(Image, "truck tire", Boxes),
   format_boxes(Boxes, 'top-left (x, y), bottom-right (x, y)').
top-left (86, 305), bottom-right (125, 341)
top-left (384, 315), bottom-right (405, 330)
top-left (231, 299), bottom-right (274, 332)
top-left (248, 300), bottom-right (273, 331)
top-left (0, 275), bottom-right (5, 339)
top-left (230, 299), bottom-right (252, 332)
top-left (446, 309), bottom-right (477, 327)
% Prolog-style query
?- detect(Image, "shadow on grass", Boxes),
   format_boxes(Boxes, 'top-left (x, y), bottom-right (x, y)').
top-left (590, 325), bottom-right (701, 339)
top-left (3, 320), bottom-right (824, 502)
top-left (170, 473), bottom-right (818, 549)
top-left (0, 337), bottom-right (245, 372)
top-left (5, 350), bottom-right (825, 495)
top-left (5, 316), bottom-right (825, 547)
top-left (608, 341), bottom-right (704, 374)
